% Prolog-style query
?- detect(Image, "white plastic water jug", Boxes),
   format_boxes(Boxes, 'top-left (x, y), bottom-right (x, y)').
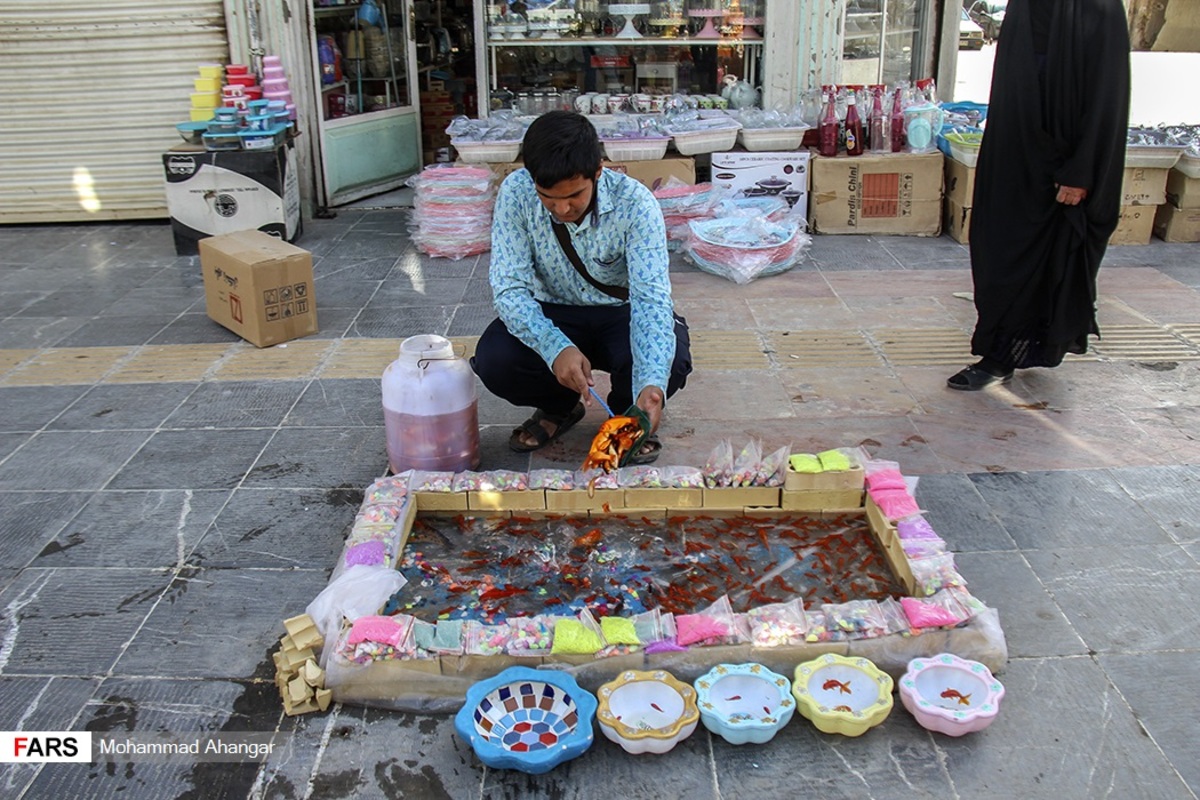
top-left (382, 334), bottom-right (480, 473)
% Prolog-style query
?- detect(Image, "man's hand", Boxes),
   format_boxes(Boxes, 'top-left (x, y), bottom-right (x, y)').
top-left (1055, 184), bottom-right (1087, 205)
top-left (552, 346), bottom-right (593, 397)
top-left (636, 385), bottom-right (665, 434)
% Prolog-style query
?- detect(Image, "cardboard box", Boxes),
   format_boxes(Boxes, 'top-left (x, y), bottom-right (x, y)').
top-left (709, 151), bottom-right (811, 220)
top-left (1120, 166), bottom-right (1169, 206)
top-left (163, 144), bottom-right (301, 256)
top-left (1165, 168), bottom-right (1200, 209)
top-left (474, 155), bottom-right (695, 191)
top-left (198, 231), bottom-right (318, 348)
top-left (1154, 203), bottom-right (1200, 243)
top-left (1109, 204), bottom-right (1155, 246)
top-left (944, 198), bottom-right (972, 244)
top-left (780, 489), bottom-right (865, 512)
top-left (702, 487), bottom-right (781, 508)
top-left (809, 151), bottom-right (943, 236)
top-left (784, 465), bottom-right (864, 492)
top-left (943, 157), bottom-right (976, 208)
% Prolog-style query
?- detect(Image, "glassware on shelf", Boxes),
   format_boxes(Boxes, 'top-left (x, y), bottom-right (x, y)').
top-left (688, 0), bottom-right (722, 39)
top-left (731, 0), bottom-right (763, 40)
top-left (649, 0), bottom-right (686, 37)
top-left (608, 4), bottom-right (652, 38)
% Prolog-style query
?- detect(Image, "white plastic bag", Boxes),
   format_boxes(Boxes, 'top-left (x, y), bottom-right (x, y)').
top-left (305, 565), bottom-right (408, 667)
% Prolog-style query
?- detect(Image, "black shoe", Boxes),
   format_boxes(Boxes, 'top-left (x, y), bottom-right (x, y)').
top-left (947, 364), bottom-right (1013, 391)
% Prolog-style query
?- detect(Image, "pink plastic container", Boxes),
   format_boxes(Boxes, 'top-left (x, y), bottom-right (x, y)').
top-left (225, 64), bottom-right (250, 76)
top-left (227, 74), bottom-right (257, 87)
top-left (262, 77), bottom-right (290, 92)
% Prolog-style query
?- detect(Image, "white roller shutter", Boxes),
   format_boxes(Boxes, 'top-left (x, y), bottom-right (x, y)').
top-left (0, 1), bottom-right (229, 223)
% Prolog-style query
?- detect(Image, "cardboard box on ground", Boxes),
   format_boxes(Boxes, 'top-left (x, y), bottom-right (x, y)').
top-left (709, 151), bottom-right (811, 221)
top-left (942, 156), bottom-right (974, 244)
top-left (198, 230), bottom-right (318, 348)
top-left (1154, 167), bottom-right (1200, 243)
top-left (163, 143), bottom-right (302, 256)
top-left (462, 155), bottom-right (696, 190)
top-left (809, 151), bottom-right (943, 236)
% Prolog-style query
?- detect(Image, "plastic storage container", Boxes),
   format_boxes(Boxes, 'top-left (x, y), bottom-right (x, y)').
top-left (667, 122), bottom-right (741, 156)
top-left (737, 127), bottom-right (808, 152)
top-left (601, 136), bottom-right (670, 161)
top-left (382, 334), bottom-right (480, 473)
top-left (452, 139), bottom-right (522, 164)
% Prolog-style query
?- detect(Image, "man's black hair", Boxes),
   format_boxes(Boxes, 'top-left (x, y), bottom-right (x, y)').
top-left (521, 111), bottom-right (603, 189)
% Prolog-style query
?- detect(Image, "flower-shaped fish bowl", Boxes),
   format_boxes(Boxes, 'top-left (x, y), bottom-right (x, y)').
top-left (898, 653), bottom-right (1005, 736)
top-left (693, 663), bottom-right (795, 745)
top-left (454, 666), bottom-right (597, 773)
top-left (597, 669), bottom-right (700, 755)
top-left (792, 653), bottom-right (894, 737)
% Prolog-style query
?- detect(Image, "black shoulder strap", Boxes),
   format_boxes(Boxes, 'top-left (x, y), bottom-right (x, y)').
top-left (551, 222), bottom-right (629, 302)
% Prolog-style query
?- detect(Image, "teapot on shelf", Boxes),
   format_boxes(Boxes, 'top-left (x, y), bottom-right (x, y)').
top-left (721, 74), bottom-right (759, 110)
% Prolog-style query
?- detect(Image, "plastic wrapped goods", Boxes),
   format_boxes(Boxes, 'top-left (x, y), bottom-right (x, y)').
top-left (408, 164), bottom-right (495, 260)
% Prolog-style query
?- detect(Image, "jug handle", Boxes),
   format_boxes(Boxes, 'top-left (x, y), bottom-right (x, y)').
top-left (416, 343), bottom-right (468, 370)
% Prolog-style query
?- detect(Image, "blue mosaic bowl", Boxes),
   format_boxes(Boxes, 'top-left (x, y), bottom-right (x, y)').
top-left (455, 666), bottom-right (597, 774)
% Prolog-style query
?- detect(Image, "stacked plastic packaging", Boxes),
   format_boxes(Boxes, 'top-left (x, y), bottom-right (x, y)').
top-left (408, 165), bottom-right (495, 260)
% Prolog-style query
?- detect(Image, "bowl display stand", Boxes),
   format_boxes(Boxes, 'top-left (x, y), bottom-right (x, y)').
top-left (694, 663), bottom-right (794, 745)
top-left (792, 653), bottom-right (894, 737)
top-left (597, 669), bottom-right (700, 754)
top-left (898, 653), bottom-right (1005, 736)
top-left (455, 666), bottom-right (597, 773)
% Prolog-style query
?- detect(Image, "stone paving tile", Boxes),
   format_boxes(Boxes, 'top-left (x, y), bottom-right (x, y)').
top-left (952, 551), bottom-right (1086, 659)
top-left (0, 430), bottom-right (152, 491)
top-left (1109, 464), bottom-right (1200, 545)
top-left (0, 385), bottom-right (89, 431)
top-left (162, 381), bottom-right (307, 430)
top-left (0, 568), bottom-right (170, 675)
top-left (0, 431), bottom-right (28, 462)
top-left (0, 315), bottom-right (87, 349)
top-left (1126, 405), bottom-right (1200, 464)
top-left (0, 491), bottom-right (92, 570)
top-left (147, 312), bottom-right (245, 346)
top-left (1014, 361), bottom-right (1169, 411)
top-left (0, 289), bottom-right (50, 317)
top-left (97, 286), bottom-right (202, 318)
top-left (25, 678), bottom-right (278, 800)
top-left (746, 296), bottom-right (857, 331)
top-left (1026, 543), bottom-right (1200, 653)
top-left (312, 255), bottom-right (397, 282)
top-left (665, 370), bottom-right (798, 421)
top-left (31, 489), bottom-right (229, 569)
top-left (938, 656), bottom-right (1192, 800)
top-left (46, 382), bottom-right (197, 431)
top-left (1100, 651), bottom-right (1200, 796)
top-left (310, 276), bottom-right (382, 309)
top-left (114, 568), bottom-right (329, 680)
top-left (969, 470), bottom-right (1176, 550)
top-left (263, 705), bottom-right (481, 800)
top-left (447, 303), bottom-right (498, 337)
top-left (346, 306), bottom-right (453, 339)
top-left (284, 379), bottom-right (383, 428)
top-left (0, 677), bottom-right (100, 797)
top-left (107, 429), bottom-right (274, 491)
top-left (305, 307), bottom-right (360, 341)
top-left (779, 367), bottom-right (923, 417)
top-left (190, 488), bottom-right (355, 569)
top-left (243, 428), bottom-right (387, 490)
top-left (912, 472), bottom-right (1017, 552)
top-left (892, 366), bottom-right (1047, 416)
top-left (910, 407), bottom-right (1164, 473)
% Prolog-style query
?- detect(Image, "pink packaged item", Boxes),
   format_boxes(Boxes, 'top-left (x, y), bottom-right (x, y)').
top-left (865, 468), bottom-right (906, 491)
top-left (869, 487), bottom-right (921, 520)
top-left (347, 615), bottom-right (408, 647)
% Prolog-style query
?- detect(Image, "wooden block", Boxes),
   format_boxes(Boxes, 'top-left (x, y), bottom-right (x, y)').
top-left (288, 674), bottom-right (314, 704)
top-left (784, 465), bottom-right (865, 492)
top-left (545, 489), bottom-right (624, 512)
top-left (283, 697), bottom-right (321, 717)
top-left (702, 487), bottom-right (781, 508)
top-left (302, 658), bottom-right (325, 687)
top-left (623, 487), bottom-right (703, 508)
top-left (415, 491), bottom-right (469, 511)
top-left (315, 687), bottom-right (333, 712)
top-left (780, 489), bottom-right (865, 511)
top-left (468, 489), bottom-right (547, 511)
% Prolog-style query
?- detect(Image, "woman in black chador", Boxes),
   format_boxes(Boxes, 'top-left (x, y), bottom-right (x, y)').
top-left (948, 0), bottom-right (1130, 390)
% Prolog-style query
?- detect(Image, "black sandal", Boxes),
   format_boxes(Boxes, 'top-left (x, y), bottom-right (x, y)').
top-left (947, 365), bottom-right (1013, 391)
top-left (508, 403), bottom-right (586, 453)
top-left (623, 435), bottom-right (662, 466)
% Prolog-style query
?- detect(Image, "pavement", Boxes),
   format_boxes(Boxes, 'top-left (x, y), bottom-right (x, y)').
top-left (0, 212), bottom-right (1198, 800)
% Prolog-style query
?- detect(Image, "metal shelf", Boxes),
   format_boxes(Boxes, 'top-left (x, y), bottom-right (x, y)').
top-left (485, 37), bottom-right (765, 47)
top-left (314, 3), bottom-right (364, 16)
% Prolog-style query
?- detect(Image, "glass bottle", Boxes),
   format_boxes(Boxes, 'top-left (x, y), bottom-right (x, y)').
top-left (870, 86), bottom-right (886, 153)
top-left (818, 88), bottom-right (840, 157)
top-left (890, 86), bottom-right (906, 153)
top-left (844, 94), bottom-right (863, 156)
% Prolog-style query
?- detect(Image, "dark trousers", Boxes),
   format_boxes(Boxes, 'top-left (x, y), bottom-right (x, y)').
top-left (472, 303), bottom-right (693, 417)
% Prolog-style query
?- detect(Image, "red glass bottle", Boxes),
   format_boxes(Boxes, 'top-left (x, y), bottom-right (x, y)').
top-left (844, 93), bottom-right (864, 156)
top-left (818, 89), bottom-right (840, 157)
top-left (890, 87), bottom-right (906, 153)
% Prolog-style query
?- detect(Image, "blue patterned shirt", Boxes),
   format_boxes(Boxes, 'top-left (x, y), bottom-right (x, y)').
top-left (489, 168), bottom-right (676, 401)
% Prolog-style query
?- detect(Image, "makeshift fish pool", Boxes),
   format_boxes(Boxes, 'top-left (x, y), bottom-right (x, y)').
top-left (386, 514), bottom-right (903, 624)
